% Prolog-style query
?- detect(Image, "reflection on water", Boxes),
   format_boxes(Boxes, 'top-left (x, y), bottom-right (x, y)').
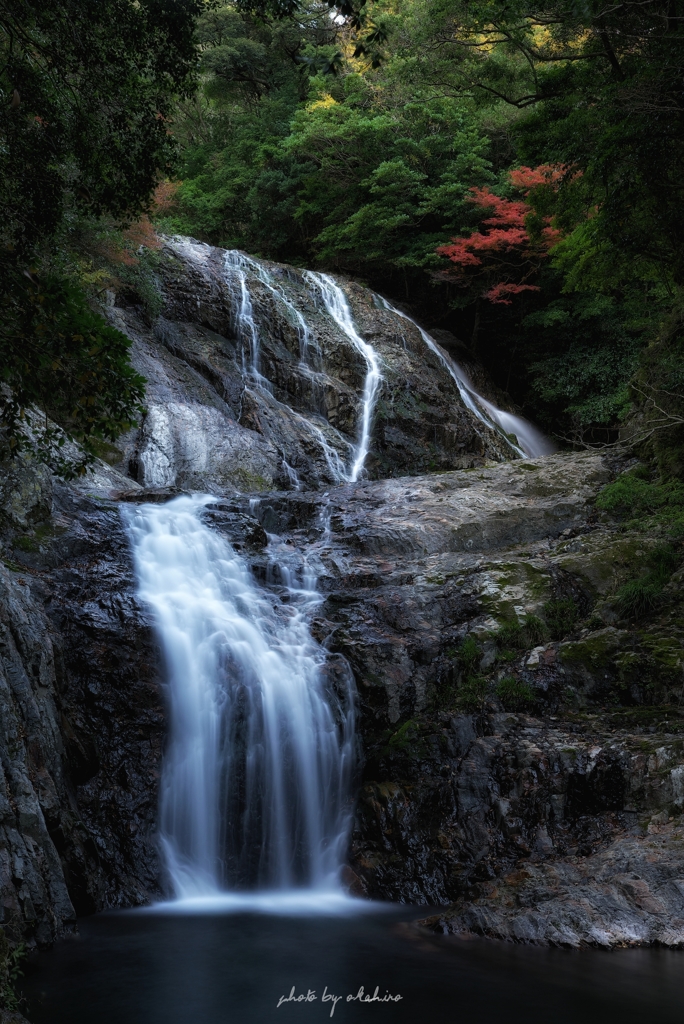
top-left (22, 909), bottom-right (684, 1024)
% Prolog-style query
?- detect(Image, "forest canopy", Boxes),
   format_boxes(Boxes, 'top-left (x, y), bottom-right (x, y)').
top-left (156, 0), bottom-right (684, 447)
top-left (2, 0), bottom-right (683, 464)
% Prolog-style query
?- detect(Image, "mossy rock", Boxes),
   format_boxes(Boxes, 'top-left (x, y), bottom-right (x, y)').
top-left (477, 561), bottom-right (552, 625)
top-left (230, 469), bottom-right (272, 493)
top-left (639, 633), bottom-right (684, 675)
top-left (87, 437), bottom-right (125, 466)
top-left (558, 627), bottom-right (628, 674)
top-left (555, 534), bottom-right (656, 597)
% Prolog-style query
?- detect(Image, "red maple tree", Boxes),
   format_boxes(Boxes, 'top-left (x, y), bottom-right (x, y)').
top-left (437, 165), bottom-right (566, 304)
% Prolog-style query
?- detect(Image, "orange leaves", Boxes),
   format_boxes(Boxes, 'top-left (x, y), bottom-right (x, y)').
top-left (436, 164), bottom-right (566, 304)
top-left (123, 217), bottom-right (161, 252)
top-left (115, 180), bottom-right (179, 257)
top-left (485, 282), bottom-right (541, 302)
top-left (152, 179), bottom-right (180, 216)
top-left (508, 164), bottom-right (566, 191)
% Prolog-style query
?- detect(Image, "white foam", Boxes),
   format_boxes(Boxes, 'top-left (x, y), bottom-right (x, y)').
top-left (124, 494), bottom-right (355, 900)
top-left (139, 890), bottom-right (386, 917)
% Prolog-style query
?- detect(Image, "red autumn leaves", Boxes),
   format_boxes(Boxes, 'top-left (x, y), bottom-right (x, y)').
top-left (437, 165), bottom-right (566, 304)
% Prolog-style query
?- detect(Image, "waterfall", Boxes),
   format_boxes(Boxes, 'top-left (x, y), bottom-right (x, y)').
top-left (305, 272), bottom-right (383, 482)
top-left (224, 250), bottom-right (315, 364)
top-left (166, 235), bottom-right (549, 476)
top-left (220, 254), bottom-right (384, 483)
top-left (223, 251), bottom-right (268, 385)
top-left (124, 495), bottom-right (355, 907)
top-left (376, 296), bottom-right (554, 459)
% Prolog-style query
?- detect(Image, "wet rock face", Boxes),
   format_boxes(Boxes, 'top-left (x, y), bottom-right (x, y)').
top-left (41, 486), bottom-right (165, 913)
top-left (239, 451), bottom-right (684, 941)
top-left (105, 240), bottom-right (514, 494)
top-left (0, 561), bottom-right (75, 945)
top-left (0, 477), bottom-right (165, 944)
top-left (1, 438), bottom-right (684, 950)
top-left (246, 453), bottom-right (612, 730)
top-left (422, 820), bottom-right (684, 947)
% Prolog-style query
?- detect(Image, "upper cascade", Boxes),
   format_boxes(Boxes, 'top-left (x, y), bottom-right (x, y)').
top-left (104, 236), bottom-right (552, 496)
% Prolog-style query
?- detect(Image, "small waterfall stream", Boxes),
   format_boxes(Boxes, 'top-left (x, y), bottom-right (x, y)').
top-left (166, 236), bottom-right (552, 480)
top-left (124, 495), bottom-right (355, 908)
top-left (375, 296), bottom-right (555, 459)
top-left (304, 272), bottom-right (383, 482)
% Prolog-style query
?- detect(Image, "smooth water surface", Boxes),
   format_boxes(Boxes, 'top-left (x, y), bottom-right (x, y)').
top-left (23, 909), bottom-right (684, 1024)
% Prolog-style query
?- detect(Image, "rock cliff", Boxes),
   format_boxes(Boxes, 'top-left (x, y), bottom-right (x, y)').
top-left (1, 241), bottom-right (683, 955)
top-left (238, 452), bottom-right (684, 944)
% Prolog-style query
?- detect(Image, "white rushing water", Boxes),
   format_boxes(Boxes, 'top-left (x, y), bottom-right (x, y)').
top-left (305, 272), bottom-right (383, 481)
top-left (167, 236), bottom-right (550, 472)
top-left (124, 495), bottom-right (355, 909)
top-left (376, 296), bottom-right (554, 459)
top-left (223, 251), bottom-right (269, 386)
top-left (224, 250), bottom-right (315, 364)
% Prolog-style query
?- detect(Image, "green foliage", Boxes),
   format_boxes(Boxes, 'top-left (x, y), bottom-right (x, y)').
top-left (494, 614), bottom-right (548, 652)
top-left (158, 0), bottom-right (684, 447)
top-left (543, 598), bottom-right (578, 640)
top-left (456, 674), bottom-right (489, 712)
top-left (165, 1), bottom-right (495, 285)
top-left (523, 292), bottom-right (648, 436)
top-left (282, 90), bottom-right (493, 275)
top-left (615, 543), bottom-right (680, 619)
top-left (0, 930), bottom-right (25, 1012)
top-left (0, 272), bottom-right (146, 474)
top-left (496, 676), bottom-right (533, 710)
top-left (0, 0), bottom-right (200, 469)
top-left (455, 635), bottom-right (481, 674)
top-left (0, 0), bottom-right (201, 255)
top-left (72, 220), bottom-right (168, 321)
top-left (597, 467), bottom-right (684, 536)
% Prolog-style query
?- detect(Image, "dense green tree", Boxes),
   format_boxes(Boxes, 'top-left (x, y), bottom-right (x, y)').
top-left (0, 0), bottom-right (201, 467)
top-left (161, 0), bottom-right (684, 446)
top-left (1, 0), bottom-right (201, 252)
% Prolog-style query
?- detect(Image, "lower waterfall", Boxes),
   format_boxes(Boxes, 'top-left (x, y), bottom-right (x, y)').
top-left (124, 494), bottom-right (356, 909)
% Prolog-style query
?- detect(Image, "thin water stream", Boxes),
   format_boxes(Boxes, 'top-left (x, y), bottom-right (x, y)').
top-left (304, 272), bottom-right (383, 482)
top-left (166, 237), bottom-right (552, 479)
top-left (375, 294), bottom-right (555, 459)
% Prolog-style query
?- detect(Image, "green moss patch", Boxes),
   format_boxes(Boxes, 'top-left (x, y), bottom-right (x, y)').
top-left (496, 676), bottom-right (534, 710)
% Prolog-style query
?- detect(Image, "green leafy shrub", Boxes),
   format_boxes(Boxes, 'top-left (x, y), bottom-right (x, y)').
top-left (0, 930), bottom-right (25, 1012)
top-left (597, 468), bottom-right (684, 535)
top-left (496, 676), bottom-right (534, 710)
top-left (456, 675), bottom-right (489, 712)
top-left (456, 635), bottom-right (481, 674)
top-left (524, 293), bottom-right (644, 436)
top-left (615, 543), bottom-right (680, 618)
top-left (1, 272), bottom-right (146, 475)
top-left (495, 615), bottom-right (549, 652)
top-left (543, 598), bottom-right (579, 639)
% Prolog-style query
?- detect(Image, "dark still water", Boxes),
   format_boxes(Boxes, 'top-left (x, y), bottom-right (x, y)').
top-left (21, 907), bottom-right (684, 1024)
